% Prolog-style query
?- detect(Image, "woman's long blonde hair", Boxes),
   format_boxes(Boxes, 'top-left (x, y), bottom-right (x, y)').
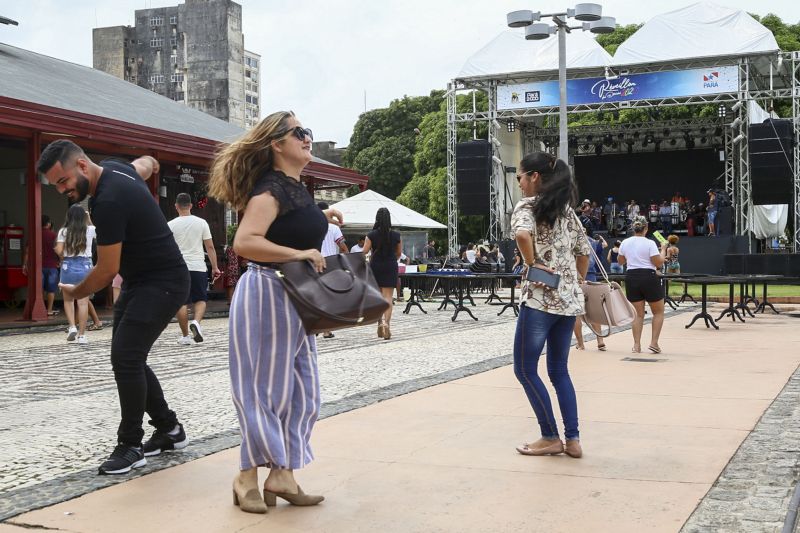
top-left (207, 111), bottom-right (295, 211)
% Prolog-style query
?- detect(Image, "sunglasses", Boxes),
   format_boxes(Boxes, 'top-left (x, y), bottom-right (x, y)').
top-left (288, 126), bottom-right (313, 141)
top-left (516, 170), bottom-right (534, 182)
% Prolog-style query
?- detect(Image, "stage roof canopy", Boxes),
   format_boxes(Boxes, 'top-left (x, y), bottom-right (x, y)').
top-left (457, 29), bottom-right (612, 79)
top-left (330, 190), bottom-right (446, 230)
top-left (612, 1), bottom-right (780, 65)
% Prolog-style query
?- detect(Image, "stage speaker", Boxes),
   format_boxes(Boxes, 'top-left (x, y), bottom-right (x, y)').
top-left (749, 119), bottom-right (794, 205)
top-left (456, 140), bottom-right (491, 216)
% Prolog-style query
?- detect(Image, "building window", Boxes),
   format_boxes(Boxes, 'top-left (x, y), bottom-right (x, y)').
top-left (251, 58), bottom-right (258, 69)
top-left (150, 38), bottom-right (164, 48)
top-left (245, 69), bottom-right (251, 79)
top-left (169, 16), bottom-right (177, 25)
top-left (252, 82), bottom-right (258, 92)
top-left (149, 16), bottom-right (163, 27)
top-left (246, 95), bottom-right (252, 104)
top-left (174, 92), bottom-right (184, 101)
top-left (170, 54), bottom-right (178, 65)
top-left (149, 75), bottom-right (165, 84)
top-left (170, 36), bottom-right (178, 46)
top-left (171, 73), bottom-right (184, 83)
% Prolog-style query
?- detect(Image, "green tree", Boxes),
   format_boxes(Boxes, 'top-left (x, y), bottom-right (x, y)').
top-left (351, 136), bottom-right (416, 199)
top-left (595, 23), bottom-right (642, 55)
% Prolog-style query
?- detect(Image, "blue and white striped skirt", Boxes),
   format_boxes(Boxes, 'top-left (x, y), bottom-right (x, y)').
top-left (229, 264), bottom-right (320, 470)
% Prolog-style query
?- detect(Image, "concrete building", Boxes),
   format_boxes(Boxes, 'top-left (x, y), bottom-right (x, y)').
top-left (93, 0), bottom-right (260, 129)
top-left (243, 50), bottom-right (260, 129)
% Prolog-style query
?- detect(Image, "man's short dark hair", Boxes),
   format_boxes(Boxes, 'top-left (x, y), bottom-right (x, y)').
top-left (41, 215), bottom-right (51, 228)
top-left (175, 193), bottom-right (192, 207)
top-left (37, 139), bottom-right (85, 174)
top-left (316, 201), bottom-right (329, 210)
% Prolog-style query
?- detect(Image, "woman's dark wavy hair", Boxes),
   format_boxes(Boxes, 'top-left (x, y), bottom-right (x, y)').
top-left (372, 207), bottom-right (392, 255)
top-left (519, 152), bottom-right (578, 228)
top-left (62, 204), bottom-right (88, 257)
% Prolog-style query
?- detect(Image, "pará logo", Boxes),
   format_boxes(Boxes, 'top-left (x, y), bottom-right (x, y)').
top-left (703, 71), bottom-right (719, 89)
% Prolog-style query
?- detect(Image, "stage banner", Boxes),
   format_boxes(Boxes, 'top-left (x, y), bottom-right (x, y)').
top-left (497, 66), bottom-right (738, 110)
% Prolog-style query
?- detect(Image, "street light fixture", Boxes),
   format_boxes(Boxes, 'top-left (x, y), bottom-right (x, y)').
top-left (507, 4), bottom-right (615, 162)
top-left (0, 16), bottom-right (19, 26)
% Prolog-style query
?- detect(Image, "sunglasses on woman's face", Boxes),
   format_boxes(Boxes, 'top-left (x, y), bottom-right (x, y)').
top-left (290, 126), bottom-right (313, 141)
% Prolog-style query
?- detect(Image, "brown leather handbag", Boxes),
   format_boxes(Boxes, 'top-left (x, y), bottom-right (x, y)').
top-left (277, 252), bottom-right (389, 335)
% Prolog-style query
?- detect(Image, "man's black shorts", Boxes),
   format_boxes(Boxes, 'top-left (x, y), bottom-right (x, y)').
top-left (624, 269), bottom-right (664, 303)
top-left (187, 270), bottom-right (209, 303)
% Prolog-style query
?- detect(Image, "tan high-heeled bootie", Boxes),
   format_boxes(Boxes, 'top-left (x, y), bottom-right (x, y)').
top-left (565, 439), bottom-right (583, 458)
top-left (233, 478), bottom-right (268, 514)
top-left (263, 485), bottom-right (324, 507)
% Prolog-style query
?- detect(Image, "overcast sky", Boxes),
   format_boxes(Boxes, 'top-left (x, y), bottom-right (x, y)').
top-left (1, 0), bottom-right (798, 147)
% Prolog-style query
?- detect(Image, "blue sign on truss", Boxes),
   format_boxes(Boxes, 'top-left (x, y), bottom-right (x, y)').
top-left (497, 66), bottom-right (738, 110)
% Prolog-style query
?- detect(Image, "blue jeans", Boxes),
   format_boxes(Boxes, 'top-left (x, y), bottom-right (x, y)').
top-left (513, 305), bottom-right (579, 440)
top-left (610, 263), bottom-right (623, 274)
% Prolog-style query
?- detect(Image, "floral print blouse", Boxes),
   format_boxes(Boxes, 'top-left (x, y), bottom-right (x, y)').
top-left (510, 197), bottom-right (591, 316)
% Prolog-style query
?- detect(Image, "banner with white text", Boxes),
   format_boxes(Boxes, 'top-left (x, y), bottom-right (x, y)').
top-left (496, 66), bottom-right (738, 110)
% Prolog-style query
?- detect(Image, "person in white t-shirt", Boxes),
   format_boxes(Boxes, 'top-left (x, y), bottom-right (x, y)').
top-left (168, 193), bottom-right (221, 345)
top-left (350, 235), bottom-right (366, 253)
top-left (317, 202), bottom-right (347, 338)
top-left (55, 205), bottom-right (96, 344)
top-left (618, 216), bottom-right (668, 355)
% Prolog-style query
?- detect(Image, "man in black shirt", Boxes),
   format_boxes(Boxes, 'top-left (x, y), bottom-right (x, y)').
top-left (38, 140), bottom-right (190, 475)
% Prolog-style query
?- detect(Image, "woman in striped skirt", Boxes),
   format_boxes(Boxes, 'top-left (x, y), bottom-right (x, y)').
top-left (208, 111), bottom-right (340, 514)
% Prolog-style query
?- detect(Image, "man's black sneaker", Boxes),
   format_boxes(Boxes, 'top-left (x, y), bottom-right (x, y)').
top-left (143, 423), bottom-right (188, 457)
top-left (98, 444), bottom-right (146, 475)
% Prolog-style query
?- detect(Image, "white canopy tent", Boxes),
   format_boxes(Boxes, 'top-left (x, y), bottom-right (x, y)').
top-left (612, 2), bottom-right (779, 65)
top-left (457, 29), bottom-right (612, 79)
top-left (330, 190), bottom-right (446, 230)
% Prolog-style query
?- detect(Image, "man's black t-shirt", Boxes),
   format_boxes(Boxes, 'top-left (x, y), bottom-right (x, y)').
top-left (89, 161), bottom-right (186, 285)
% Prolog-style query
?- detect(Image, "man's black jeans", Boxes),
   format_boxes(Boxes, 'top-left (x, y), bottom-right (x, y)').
top-left (111, 272), bottom-right (189, 446)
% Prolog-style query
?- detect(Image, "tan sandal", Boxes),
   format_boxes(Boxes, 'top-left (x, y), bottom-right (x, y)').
top-left (233, 479), bottom-right (268, 514)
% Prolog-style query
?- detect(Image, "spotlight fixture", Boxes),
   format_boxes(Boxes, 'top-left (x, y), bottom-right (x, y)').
top-left (663, 129), bottom-right (670, 137)
top-left (732, 133), bottom-right (745, 144)
top-left (506, 119), bottom-right (517, 133)
top-left (700, 136), bottom-right (708, 144)
top-left (699, 127), bottom-right (707, 135)
top-left (617, 133), bottom-right (625, 140)
top-left (603, 133), bottom-right (613, 146)
top-left (594, 143), bottom-right (603, 156)
top-left (645, 134), bottom-right (655, 144)
top-left (633, 132), bottom-right (640, 140)
top-left (714, 127), bottom-right (723, 137)
top-left (586, 134), bottom-right (594, 143)
top-left (731, 101), bottom-right (743, 112)
top-left (686, 138), bottom-right (695, 149)
top-left (669, 138), bottom-right (677, 146)
top-left (730, 117), bottom-right (742, 130)
top-left (717, 104), bottom-right (727, 118)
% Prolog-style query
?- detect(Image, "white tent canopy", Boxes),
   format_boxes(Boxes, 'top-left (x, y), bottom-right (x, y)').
top-left (457, 29), bottom-right (612, 79)
top-left (612, 2), bottom-right (779, 65)
top-left (330, 190), bottom-right (446, 230)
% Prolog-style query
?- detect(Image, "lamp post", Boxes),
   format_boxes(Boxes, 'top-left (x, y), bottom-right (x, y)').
top-left (507, 4), bottom-right (615, 162)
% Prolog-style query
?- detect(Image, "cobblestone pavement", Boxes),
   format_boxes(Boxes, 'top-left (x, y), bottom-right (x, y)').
top-left (2, 291), bottom-right (574, 518)
top-left (8, 293), bottom-right (794, 531)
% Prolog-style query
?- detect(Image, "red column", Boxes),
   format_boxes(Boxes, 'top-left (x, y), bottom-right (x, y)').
top-left (22, 131), bottom-right (47, 321)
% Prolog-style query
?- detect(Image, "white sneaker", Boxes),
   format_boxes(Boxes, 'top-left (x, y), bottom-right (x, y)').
top-left (189, 320), bottom-right (204, 343)
top-left (77, 335), bottom-right (88, 345)
top-left (177, 335), bottom-right (193, 345)
top-left (67, 326), bottom-right (78, 341)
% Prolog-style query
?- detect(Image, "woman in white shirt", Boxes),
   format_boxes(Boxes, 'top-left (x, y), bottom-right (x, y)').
top-left (618, 216), bottom-right (668, 354)
top-left (55, 205), bottom-right (96, 345)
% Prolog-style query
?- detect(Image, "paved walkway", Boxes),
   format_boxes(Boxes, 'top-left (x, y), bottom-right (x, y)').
top-left (2, 300), bottom-right (800, 531)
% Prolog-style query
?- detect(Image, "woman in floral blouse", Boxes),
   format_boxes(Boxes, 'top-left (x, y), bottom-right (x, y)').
top-left (511, 152), bottom-right (590, 459)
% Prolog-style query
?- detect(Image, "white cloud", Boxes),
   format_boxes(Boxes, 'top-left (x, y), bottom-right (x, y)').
top-left (2, 0), bottom-right (798, 147)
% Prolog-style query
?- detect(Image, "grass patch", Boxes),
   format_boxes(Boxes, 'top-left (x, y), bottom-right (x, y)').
top-left (667, 284), bottom-right (800, 298)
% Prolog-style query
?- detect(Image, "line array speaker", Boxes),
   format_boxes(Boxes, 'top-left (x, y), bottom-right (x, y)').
top-left (456, 140), bottom-right (491, 216)
top-left (748, 119), bottom-right (794, 205)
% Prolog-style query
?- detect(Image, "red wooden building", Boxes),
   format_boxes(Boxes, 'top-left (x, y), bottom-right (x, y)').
top-left (0, 42), bottom-right (368, 321)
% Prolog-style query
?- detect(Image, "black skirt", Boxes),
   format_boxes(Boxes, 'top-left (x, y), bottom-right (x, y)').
top-left (370, 258), bottom-right (398, 288)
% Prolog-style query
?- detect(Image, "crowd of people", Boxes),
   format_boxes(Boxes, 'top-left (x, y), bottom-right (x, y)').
top-left (577, 189), bottom-right (725, 237)
top-left (32, 105), bottom-right (688, 519)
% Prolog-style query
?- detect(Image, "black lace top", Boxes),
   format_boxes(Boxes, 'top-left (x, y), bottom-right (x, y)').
top-left (248, 170), bottom-right (328, 258)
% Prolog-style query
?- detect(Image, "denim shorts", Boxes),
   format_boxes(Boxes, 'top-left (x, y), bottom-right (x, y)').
top-left (42, 267), bottom-right (59, 293)
top-left (60, 257), bottom-right (93, 285)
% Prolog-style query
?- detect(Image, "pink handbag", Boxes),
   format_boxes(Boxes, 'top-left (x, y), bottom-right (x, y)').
top-left (578, 221), bottom-right (637, 338)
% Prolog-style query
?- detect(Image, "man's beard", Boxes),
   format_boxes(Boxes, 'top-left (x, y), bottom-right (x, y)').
top-left (67, 173), bottom-right (90, 205)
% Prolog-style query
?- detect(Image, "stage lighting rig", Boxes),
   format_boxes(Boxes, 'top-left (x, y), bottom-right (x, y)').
top-left (717, 104), bottom-right (727, 118)
top-left (506, 119), bottom-right (517, 132)
top-left (603, 133), bottom-right (613, 146)
top-left (594, 143), bottom-right (603, 156)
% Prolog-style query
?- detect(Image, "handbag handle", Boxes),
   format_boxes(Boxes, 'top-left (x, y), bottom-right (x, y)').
top-left (572, 211), bottom-right (611, 285)
top-left (581, 300), bottom-right (613, 338)
top-left (278, 253), bottom-right (371, 325)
